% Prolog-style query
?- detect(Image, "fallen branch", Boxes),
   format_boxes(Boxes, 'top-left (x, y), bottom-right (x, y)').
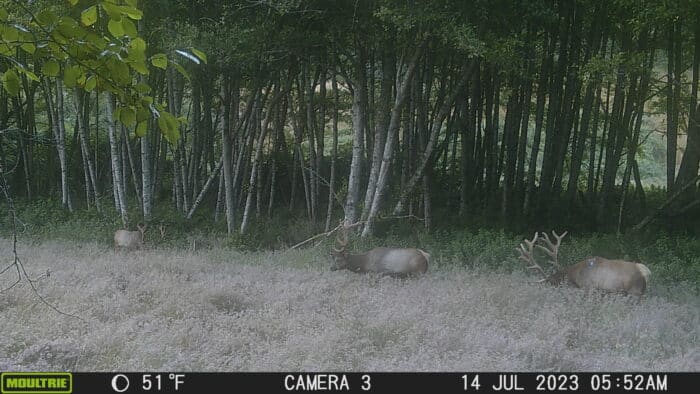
top-left (288, 213), bottom-right (425, 251)
top-left (289, 221), bottom-right (364, 250)
top-left (0, 160), bottom-right (84, 322)
top-left (631, 172), bottom-right (700, 232)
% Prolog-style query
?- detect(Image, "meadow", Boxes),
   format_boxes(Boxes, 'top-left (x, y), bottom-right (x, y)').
top-left (0, 237), bottom-right (697, 371)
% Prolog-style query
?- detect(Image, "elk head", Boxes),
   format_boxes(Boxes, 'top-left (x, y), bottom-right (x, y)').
top-left (330, 228), bottom-right (350, 271)
top-left (516, 231), bottom-right (651, 296)
top-left (114, 224), bottom-right (147, 250)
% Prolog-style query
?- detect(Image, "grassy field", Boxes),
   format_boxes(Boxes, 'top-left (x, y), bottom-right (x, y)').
top-left (0, 238), bottom-right (698, 371)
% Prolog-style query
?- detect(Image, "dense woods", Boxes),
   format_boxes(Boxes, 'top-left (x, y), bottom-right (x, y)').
top-left (1, 1), bottom-right (699, 374)
top-left (1, 0), bottom-right (700, 238)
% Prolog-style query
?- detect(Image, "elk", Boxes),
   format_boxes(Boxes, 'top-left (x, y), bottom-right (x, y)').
top-left (516, 231), bottom-right (651, 296)
top-left (330, 229), bottom-right (429, 277)
top-left (114, 224), bottom-right (146, 250)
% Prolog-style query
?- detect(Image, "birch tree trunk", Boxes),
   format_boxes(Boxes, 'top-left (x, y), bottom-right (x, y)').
top-left (361, 43), bottom-right (424, 236)
top-left (241, 82), bottom-right (286, 233)
top-left (392, 65), bottom-right (471, 216)
top-left (221, 76), bottom-right (236, 234)
top-left (74, 90), bottom-right (102, 213)
top-left (344, 69), bottom-right (366, 226)
top-left (141, 122), bottom-right (153, 221)
top-left (325, 73), bottom-right (340, 231)
top-left (43, 79), bottom-right (72, 211)
top-left (106, 94), bottom-right (128, 226)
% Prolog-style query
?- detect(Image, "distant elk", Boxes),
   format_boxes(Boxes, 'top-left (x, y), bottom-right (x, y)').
top-left (114, 224), bottom-right (147, 250)
top-left (516, 231), bottom-right (651, 296)
top-left (330, 229), bottom-right (429, 277)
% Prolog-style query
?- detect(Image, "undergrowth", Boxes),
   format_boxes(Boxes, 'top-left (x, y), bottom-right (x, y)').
top-left (1, 199), bottom-right (699, 288)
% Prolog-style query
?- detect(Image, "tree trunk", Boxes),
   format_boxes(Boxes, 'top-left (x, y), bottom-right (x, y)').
top-left (325, 72), bottom-right (340, 232)
top-left (74, 90), bottom-right (102, 213)
top-left (674, 20), bottom-right (700, 198)
top-left (344, 48), bottom-right (367, 226)
top-left (221, 76), bottom-right (236, 233)
top-left (392, 63), bottom-right (471, 215)
top-left (106, 94), bottom-right (128, 226)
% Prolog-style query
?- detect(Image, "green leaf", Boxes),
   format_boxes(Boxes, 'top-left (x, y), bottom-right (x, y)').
top-left (100, 2), bottom-right (121, 20)
top-left (68, 0), bottom-right (79, 6)
top-left (55, 18), bottom-right (81, 41)
top-left (136, 106), bottom-right (150, 122)
top-left (64, 65), bottom-right (80, 88)
top-left (173, 62), bottom-right (190, 81)
top-left (0, 8), bottom-right (8, 22)
top-left (191, 48), bottom-right (208, 64)
top-left (150, 53), bottom-right (167, 69)
top-left (120, 107), bottom-right (136, 127)
top-left (120, 5), bottom-right (143, 20)
top-left (112, 106), bottom-right (122, 122)
top-left (135, 121), bottom-right (147, 137)
top-left (107, 59), bottom-right (131, 86)
top-left (121, 18), bottom-right (137, 37)
top-left (157, 111), bottom-right (180, 144)
top-left (108, 18), bottom-right (124, 37)
top-left (3, 25), bottom-right (20, 42)
top-left (2, 69), bottom-right (20, 96)
top-left (20, 43), bottom-right (36, 54)
top-left (42, 60), bottom-right (60, 77)
top-left (81, 6), bottom-right (98, 26)
top-left (84, 76), bottom-right (97, 91)
top-left (87, 33), bottom-right (108, 50)
top-left (135, 82), bottom-right (151, 94)
top-left (130, 60), bottom-right (149, 75)
top-left (19, 68), bottom-right (39, 82)
top-left (132, 37), bottom-right (146, 51)
top-left (36, 10), bottom-right (58, 26)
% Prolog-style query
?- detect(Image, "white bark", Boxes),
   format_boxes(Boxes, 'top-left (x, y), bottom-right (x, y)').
top-left (106, 94), bottom-right (128, 226)
top-left (392, 67), bottom-right (471, 216)
top-left (74, 91), bottom-right (102, 213)
top-left (344, 78), bottom-right (365, 226)
top-left (361, 44), bottom-right (425, 236)
top-left (141, 130), bottom-right (152, 221)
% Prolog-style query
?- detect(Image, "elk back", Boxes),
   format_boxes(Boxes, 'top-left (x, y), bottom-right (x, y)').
top-left (562, 257), bottom-right (651, 296)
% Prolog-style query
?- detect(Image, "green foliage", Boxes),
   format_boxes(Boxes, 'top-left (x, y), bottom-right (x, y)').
top-left (4, 199), bottom-right (697, 288)
top-left (0, 0), bottom-right (206, 144)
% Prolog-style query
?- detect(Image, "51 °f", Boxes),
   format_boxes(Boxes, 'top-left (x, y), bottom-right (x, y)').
top-left (143, 374), bottom-right (185, 391)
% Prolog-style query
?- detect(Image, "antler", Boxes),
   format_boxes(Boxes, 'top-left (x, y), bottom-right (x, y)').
top-left (535, 230), bottom-right (568, 270)
top-left (332, 227), bottom-right (349, 254)
top-left (516, 233), bottom-right (548, 281)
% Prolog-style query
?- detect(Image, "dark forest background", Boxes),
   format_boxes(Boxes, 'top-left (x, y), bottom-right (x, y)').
top-left (1, 1), bottom-right (700, 266)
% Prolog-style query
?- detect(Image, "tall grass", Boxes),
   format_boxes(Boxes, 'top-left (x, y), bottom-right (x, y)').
top-left (0, 239), bottom-right (697, 371)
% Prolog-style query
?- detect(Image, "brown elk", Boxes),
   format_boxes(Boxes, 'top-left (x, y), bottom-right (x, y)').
top-left (516, 231), bottom-right (651, 296)
top-left (114, 224), bottom-right (146, 250)
top-left (330, 230), bottom-right (429, 277)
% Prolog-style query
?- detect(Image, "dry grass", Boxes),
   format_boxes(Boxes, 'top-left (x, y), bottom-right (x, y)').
top-left (0, 239), bottom-right (698, 371)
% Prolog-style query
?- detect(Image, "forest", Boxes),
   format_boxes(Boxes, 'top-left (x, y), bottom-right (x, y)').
top-left (0, 0), bottom-right (699, 372)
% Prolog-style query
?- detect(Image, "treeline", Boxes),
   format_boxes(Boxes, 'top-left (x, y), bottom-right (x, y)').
top-left (1, 0), bottom-right (699, 236)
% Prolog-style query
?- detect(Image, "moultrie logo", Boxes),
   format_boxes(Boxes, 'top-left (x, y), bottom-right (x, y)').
top-left (0, 373), bottom-right (72, 394)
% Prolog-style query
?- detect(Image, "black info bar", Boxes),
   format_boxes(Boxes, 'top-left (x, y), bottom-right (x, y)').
top-left (1, 372), bottom-right (696, 394)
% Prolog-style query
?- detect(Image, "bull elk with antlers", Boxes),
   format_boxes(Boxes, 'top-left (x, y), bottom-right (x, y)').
top-left (330, 229), bottom-right (429, 277)
top-left (517, 231), bottom-right (651, 296)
